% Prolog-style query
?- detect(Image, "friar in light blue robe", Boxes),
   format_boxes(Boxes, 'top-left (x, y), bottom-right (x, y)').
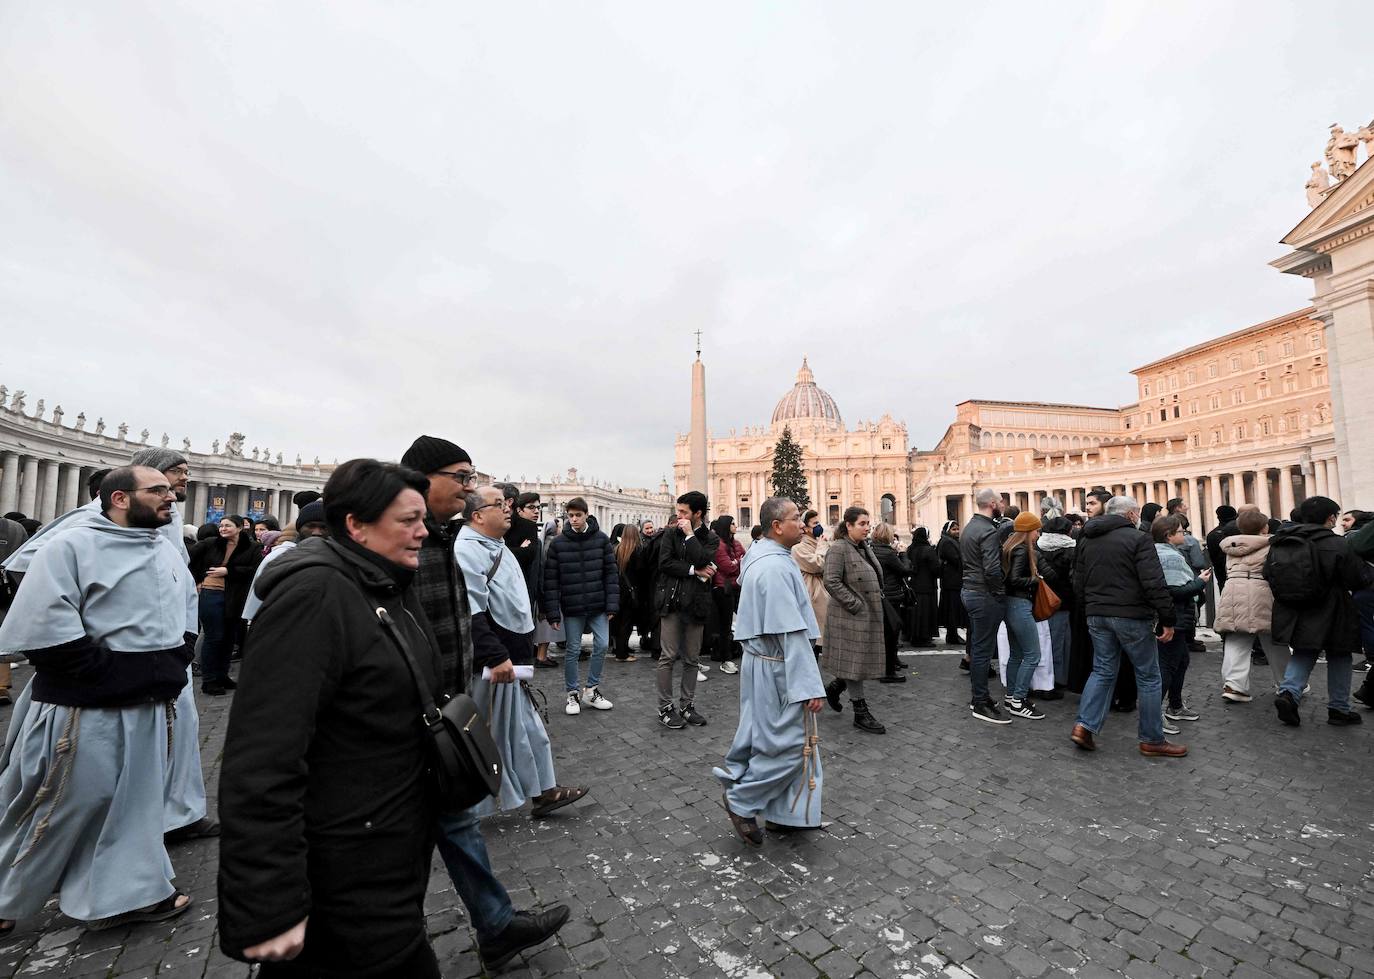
top-left (2, 499), bottom-right (207, 834)
top-left (0, 513), bottom-right (197, 923)
top-left (713, 531), bottom-right (826, 829)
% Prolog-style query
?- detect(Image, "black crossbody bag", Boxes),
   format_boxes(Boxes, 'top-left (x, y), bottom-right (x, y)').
top-left (375, 606), bottom-right (503, 812)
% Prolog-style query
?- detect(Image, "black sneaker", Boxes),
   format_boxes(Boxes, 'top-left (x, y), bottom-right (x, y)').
top-left (969, 701), bottom-right (1012, 725)
top-left (1328, 708), bottom-right (1363, 726)
top-left (478, 905), bottom-right (571, 970)
top-left (958, 658), bottom-right (971, 672)
top-left (680, 703), bottom-right (708, 727)
top-left (1002, 697), bottom-right (1045, 720)
top-left (1354, 659), bottom-right (1372, 674)
top-left (201, 682), bottom-right (227, 696)
top-left (658, 706), bottom-right (686, 730)
top-left (1275, 689), bottom-right (1300, 727)
top-left (1354, 685), bottom-right (1373, 709)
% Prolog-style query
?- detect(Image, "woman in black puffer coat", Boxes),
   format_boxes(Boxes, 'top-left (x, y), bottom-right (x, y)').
top-left (870, 523), bottom-right (910, 683)
top-left (905, 527), bottom-right (939, 646)
top-left (937, 521), bottom-right (966, 644)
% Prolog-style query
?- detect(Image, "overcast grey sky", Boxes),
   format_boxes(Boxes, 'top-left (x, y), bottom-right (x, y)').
top-left (3, 3), bottom-right (1369, 487)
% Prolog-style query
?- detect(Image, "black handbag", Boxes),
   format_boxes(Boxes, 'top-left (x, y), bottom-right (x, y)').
top-left (375, 606), bottom-right (503, 812)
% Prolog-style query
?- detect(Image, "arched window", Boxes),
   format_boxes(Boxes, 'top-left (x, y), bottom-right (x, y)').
top-left (994, 433), bottom-right (1005, 448)
top-left (1016, 433), bottom-right (1027, 448)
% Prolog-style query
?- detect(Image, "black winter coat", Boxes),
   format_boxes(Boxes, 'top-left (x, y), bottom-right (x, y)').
top-left (960, 514), bottom-right (1004, 596)
top-left (1072, 514), bottom-right (1175, 626)
top-left (657, 522), bottom-right (719, 622)
top-left (870, 542), bottom-right (910, 604)
top-left (542, 516), bottom-right (619, 620)
top-left (1206, 520), bottom-right (1239, 590)
top-left (936, 533), bottom-right (963, 597)
top-left (189, 534), bottom-right (263, 622)
top-left (218, 537), bottom-right (443, 975)
top-left (1268, 524), bottom-right (1374, 652)
top-left (505, 513), bottom-right (542, 615)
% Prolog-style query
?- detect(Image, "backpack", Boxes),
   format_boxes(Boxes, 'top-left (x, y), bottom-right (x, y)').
top-left (1263, 533), bottom-right (1326, 607)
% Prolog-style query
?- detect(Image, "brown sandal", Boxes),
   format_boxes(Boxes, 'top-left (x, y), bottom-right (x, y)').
top-left (87, 891), bottom-right (192, 931)
top-left (530, 785), bottom-right (588, 818)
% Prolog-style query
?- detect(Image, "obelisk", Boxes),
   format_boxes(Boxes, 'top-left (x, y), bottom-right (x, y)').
top-left (689, 332), bottom-right (707, 492)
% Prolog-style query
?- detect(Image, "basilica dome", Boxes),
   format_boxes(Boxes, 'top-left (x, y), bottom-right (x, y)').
top-left (770, 358), bottom-right (844, 434)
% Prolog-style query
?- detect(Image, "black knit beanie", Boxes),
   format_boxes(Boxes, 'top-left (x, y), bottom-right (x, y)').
top-left (402, 435), bottom-right (471, 474)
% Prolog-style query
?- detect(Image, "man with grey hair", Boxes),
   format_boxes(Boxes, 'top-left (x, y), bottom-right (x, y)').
top-left (1070, 496), bottom-right (1185, 756)
top-left (960, 488), bottom-right (1010, 723)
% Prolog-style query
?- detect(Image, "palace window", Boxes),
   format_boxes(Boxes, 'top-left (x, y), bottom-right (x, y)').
top-left (1313, 366), bottom-right (1327, 386)
top-left (1186, 368), bottom-right (1196, 384)
top-left (1143, 383), bottom-right (1151, 396)
top-left (881, 438), bottom-right (892, 450)
top-left (1173, 406), bottom-right (1180, 418)
top-left (1190, 432), bottom-right (1200, 448)
top-left (1310, 333), bottom-right (1322, 350)
top-left (1257, 380), bottom-right (1270, 399)
top-left (1209, 393), bottom-right (1221, 411)
top-left (1282, 338), bottom-right (1294, 356)
top-left (1189, 399), bottom-right (1200, 415)
top-left (1260, 416), bottom-right (1272, 436)
top-left (1169, 374), bottom-right (1179, 391)
top-left (1210, 429), bottom-right (1221, 445)
top-left (1207, 362), bottom-right (1219, 378)
top-left (1160, 409), bottom-right (1167, 422)
top-left (1230, 387), bottom-right (1244, 406)
top-left (1256, 348), bottom-right (1266, 365)
top-left (1230, 355), bottom-right (1241, 372)
top-left (1234, 422), bottom-right (1247, 440)
top-left (1283, 374), bottom-right (1297, 394)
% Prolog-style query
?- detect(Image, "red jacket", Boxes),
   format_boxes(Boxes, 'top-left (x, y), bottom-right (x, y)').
top-left (711, 538), bottom-right (745, 590)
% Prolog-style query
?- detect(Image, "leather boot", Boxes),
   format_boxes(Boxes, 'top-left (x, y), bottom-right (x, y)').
top-left (852, 699), bottom-right (886, 734)
top-left (825, 678), bottom-right (846, 713)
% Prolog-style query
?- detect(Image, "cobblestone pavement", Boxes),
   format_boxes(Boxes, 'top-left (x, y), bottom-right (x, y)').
top-left (2, 633), bottom-right (1372, 979)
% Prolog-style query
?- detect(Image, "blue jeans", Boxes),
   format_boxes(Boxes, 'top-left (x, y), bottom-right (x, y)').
top-left (198, 590), bottom-right (229, 684)
top-left (1077, 616), bottom-right (1165, 744)
top-left (562, 612), bottom-right (609, 693)
top-left (435, 807), bottom-right (514, 944)
top-left (961, 588), bottom-right (1005, 706)
top-left (1281, 648), bottom-right (1353, 711)
top-left (1004, 597), bottom-right (1041, 700)
top-left (1048, 609), bottom-right (1071, 686)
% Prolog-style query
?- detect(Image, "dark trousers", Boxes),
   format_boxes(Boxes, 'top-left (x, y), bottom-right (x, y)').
top-left (961, 588), bottom-right (1005, 705)
top-left (705, 587), bottom-right (737, 662)
top-left (258, 938), bottom-right (440, 979)
top-left (198, 590), bottom-right (230, 684)
top-left (882, 604), bottom-right (900, 675)
top-left (611, 610), bottom-right (636, 659)
top-left (1157, 630), bottom-right (1190, 710)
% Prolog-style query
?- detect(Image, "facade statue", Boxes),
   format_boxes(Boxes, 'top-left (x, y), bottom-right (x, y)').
top-left (251, 447), bottom-right (260, 461)
top-left (75, 412), bottom-right (86, 431)
top-left (212, 439), bottom-right (220, 454)
top-left (1327, 124), bottom-right (1359, 180)
top-left (95, 417), bottom-right (105, 436)
top-left (295, 454), bottom-right (302, 466)
top-left (0, 386), bottom-right (7, 409)
top-left (313, 456), bottom-right (320, 469)
top-left (52, 405), bottom-right (63, 426)
top-left (34, 399), bottom-right (44, 419)
top-left (275, 452), bottom-right (283, 465)
top-left (1306, 161), bottom-right (1332, 209)
top-left (139, 428), bottom-right (149, 444)
top-left (9, 391), bottom-right (24, 414)
top-left (262, 447), bottom-right (271, 464)
top-left (117, 422), bottom-right (129, 440)
top-left (183, 437), bottom-right (192, 452)
top-left (1359, 120), bottom-right (1374, 164)
top-left (160, 432), bottom-right (169, 448)
top-left (225, 433), bottom-right (246, 458)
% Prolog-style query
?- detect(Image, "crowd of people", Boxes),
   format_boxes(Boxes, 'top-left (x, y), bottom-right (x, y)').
top-left (0, 439), bottom-right (1370, 972)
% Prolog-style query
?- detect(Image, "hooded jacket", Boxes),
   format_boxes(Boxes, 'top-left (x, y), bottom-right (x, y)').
top-left (542, 514), bottom-right (619, 620)
top-left (1267, 523), bottom-right (1374, 652)
top-left (1072, 514), bottom-right (1175, 625)
top-left (218, 536), bottom-right (443, 974)
top-left (1213, 534), bottom-right (1275, 636)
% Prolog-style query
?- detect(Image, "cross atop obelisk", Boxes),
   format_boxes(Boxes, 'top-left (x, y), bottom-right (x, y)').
top-left (693, 329), bottom-right (702, 360)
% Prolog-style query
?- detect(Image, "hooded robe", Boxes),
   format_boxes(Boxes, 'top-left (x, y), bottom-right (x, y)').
top-left (712, 538), bottom-right (826, 828)
top-left (1, 499), bottom-right (206, 834)
top-left (0, 516), bottom-right (197, 921)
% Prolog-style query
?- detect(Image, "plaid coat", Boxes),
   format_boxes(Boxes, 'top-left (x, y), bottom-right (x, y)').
top-left (820, 537), bottom-right (886, 681)
top-left (414, 514), bottom-right (474, 694)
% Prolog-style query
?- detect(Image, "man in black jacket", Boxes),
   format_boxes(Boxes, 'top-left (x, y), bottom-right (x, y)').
top-left (960, 488), bottom-right (1008, 724)
top-left (1070, 495), bottom-right (1185, 757)
top-left (1205, 505), bottom-right (1240, 591)
top-left (655, 491), bottom-right (718, 729)
top-left (399, 436), bottom-right (569, 970)
top-left (543, 497), bottom-right (619, 715)
top-left (1271, 495), bottom-right (1374, 727)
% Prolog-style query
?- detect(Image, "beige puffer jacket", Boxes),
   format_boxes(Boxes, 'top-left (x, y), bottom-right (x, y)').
top-left (1213, 534), bottom-right (1274, 636)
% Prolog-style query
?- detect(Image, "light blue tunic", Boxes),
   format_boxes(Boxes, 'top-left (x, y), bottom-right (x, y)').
top-left (0, 517), bottom-right (197, 921)
top-left (713, 539), bottom-right (827, 827)
top-left (2, 501), bottom-right (206, 833)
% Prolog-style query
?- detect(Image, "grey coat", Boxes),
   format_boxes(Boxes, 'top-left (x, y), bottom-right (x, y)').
top-left (820, 537), bottom-right (886, 682)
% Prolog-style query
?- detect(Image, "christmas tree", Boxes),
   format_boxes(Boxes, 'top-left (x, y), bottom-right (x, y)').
top-left (770, 426), bottom-right (810, 509)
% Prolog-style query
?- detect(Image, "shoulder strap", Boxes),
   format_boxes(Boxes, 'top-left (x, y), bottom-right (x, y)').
top-left (376, 606), bottom-right (446, 732)
top-left (487, 545), bottom-right (504, 583)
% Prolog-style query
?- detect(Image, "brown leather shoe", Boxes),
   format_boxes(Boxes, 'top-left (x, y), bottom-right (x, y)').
top-left (1138, 740), bottom-right (1188, 758)
top-left (1070, 724), bottom-right (1095, 751)
top-left (723, 793), bottom-right (763, 846)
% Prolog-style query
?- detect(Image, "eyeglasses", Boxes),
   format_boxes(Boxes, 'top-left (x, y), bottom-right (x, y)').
top-left (433, 470), bottom-right (479, 486)
top-left (473, 502), bottom-right (506, 514)
top-left (165, 466), bottom-right (191, 477)
top-left (135, 485), bottom-right (175, 498)
top-left (520, 503), bottom-right (542, 511)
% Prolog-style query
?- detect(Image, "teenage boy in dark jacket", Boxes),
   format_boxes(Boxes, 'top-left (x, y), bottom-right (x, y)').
top-left (543, 497), bottom-right (619, 715)
top-left (1069, 495), bottom-right (1184, 757)
top-left (655, 492), bottom-right (718, 729)
top-left (1270, 496), bottom-right (1374, 727)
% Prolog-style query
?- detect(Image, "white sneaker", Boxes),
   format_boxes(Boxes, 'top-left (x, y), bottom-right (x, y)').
top-left (564, 691), bottom-right (581, 716)
top-left (583, 686), bottom-right (614, 710)
top-left (699, 663), bottom-right (712, 672)
top-left (720, 661), bottom-right (739, 675)
top-left (1162, 719), bottom-right (1181, 736)
top-left (697, 669), bottom-right (709, 682)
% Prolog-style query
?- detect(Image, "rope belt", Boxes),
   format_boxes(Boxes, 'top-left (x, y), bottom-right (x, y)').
top-left (14, 708), bottom-right (80, 867)
top-left (746, 650), bottom-right (785, 662)
top-left (789, 711), bottom-right (821, 815)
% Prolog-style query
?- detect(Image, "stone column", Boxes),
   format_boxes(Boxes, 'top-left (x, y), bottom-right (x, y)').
top-left (17, 456), bottom-right (38, 517)
top-left (1315, 460), bottom-right (1329, 497)
top-left (1227, 472), bottom-right (1243, 506)
top-left (234, 485), bottom-right (251, 516)
top-left (1327, 457), bottom-right (1341, 500)
top-left (38, 460), bottom-right (60, 523)
top-left (0, 452), bottom-right (19, 515)
top-left (1185, 476), bottom-right (1202, 533)
top-left (59, 463), bottom-right (81, 516)
top-left (1302, 464), bottom-right (1315, 500)
top-left (1204, 475), bottom-right (1219, 522)
top-left (1278, 464), bottom-right (1296, 520)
